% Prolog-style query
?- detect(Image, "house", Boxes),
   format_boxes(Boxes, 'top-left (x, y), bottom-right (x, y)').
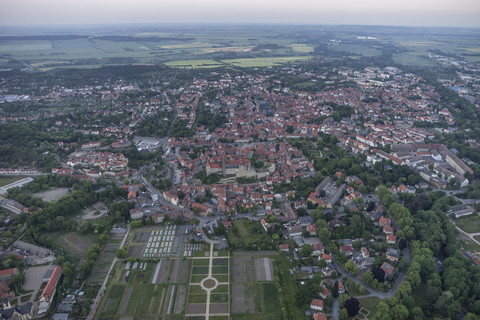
top-left (321, 264), bottom-right (335, 277)
top-left (361, 247), bottom-right (370, 258)
top-left (261, 219), bottom-right (269, 232)
top-left (340, 245), bottom-right (354, 256)
top-left (386, 248), bottom-right (400, 262)
top-left (319, 285), bottom-right (330, 299)
top-left (322, 254), bottom-right (332, 264)
top-left (313, 313), bottom-right (327, 320)
top-left (38, 266), bottom-right (62, 314)
top-left (312, 243), bottom-right (324, 256)
top-left (383, 225), bottom-right (394, 235)
top-left (338, 281), bottom-right (346, 294)
top-left (381, 262), bottom-right (395, 279)
top-left (287, 225), bottom-right (303, 238)
top-left (386, 234), bottom-right (396, 245)
top-left (306, 224), bottom-right (317, 236)
top-left (448, 204), bottom-right (475, 218)
top-left (128, 190), bottom-right (137, 200)
top-left (379, 216), bottom-right (390, 227)
top-left (0, 302), bottom-right (33, 320)
top-left (223, 220), bottom-right (232, 228)
top-left (42, 268), bottom-right (54, 283)
top-left (279, 244), bottom-right (290, 253)
top-left (310, 298), bottom-right (324, 311)
top-left (0, 268), bottom-right (18, 282)
top-left (328, 220), bottom-right (344, 228)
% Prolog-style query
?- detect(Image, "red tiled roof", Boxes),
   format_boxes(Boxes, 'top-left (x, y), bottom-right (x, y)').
top-left (0, 268), bottom-right (16, 277)
top-left (40, 266), bottom-right (62, 302)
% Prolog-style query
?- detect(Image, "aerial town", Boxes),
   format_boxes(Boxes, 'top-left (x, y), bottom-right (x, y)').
top-left (0, 27), bottom-right (480, 320)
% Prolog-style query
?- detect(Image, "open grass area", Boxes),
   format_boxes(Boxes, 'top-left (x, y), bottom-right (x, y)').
top-left (188, 293), bottom-right (207, 303)
top-left (193, 259), bottom-right (210, 266)
top-left (290, 44), bottom-right (314, 53)
top-left (228, 219), bottom-right (269, 248)
top-left (358, 297), bottom-right (381, 317)
top-left (262, 283), bottom-right (279, 313)
top-left (222, 56), bottom-right (311, 67)
top-left (165, 59), bottom-right (224, 68)
top-left (102, 284), bottom-right (125, 315)
top-left (0, 175), bottom-right (28, 187)
top-left (455, 214), bottom-right (480, 234)
top-left (344, 278), bottom-right (369, 297)
top-left (273, 255), bottom-right (305, 320)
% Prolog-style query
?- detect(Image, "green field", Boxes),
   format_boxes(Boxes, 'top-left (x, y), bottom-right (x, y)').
top-left (455, 214), bottom-right (480, 234)
top-left (358, 297), bottom-right (381, 317)
top-left (166, 56), bottom-right (312, 68)
top-left (0, 176), bottom-right (28, 187)
top-left (227, 219), bottom-right (269, 248)
top-left (103, 284), bottom-right (125, 314)
top-left (344, 278), bottom-right (368, 297)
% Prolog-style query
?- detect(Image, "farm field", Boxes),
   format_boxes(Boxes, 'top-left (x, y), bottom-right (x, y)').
top-left (54, 232), bottom-right (94, 259)
top-left (95, 235), bottom-right (291, 320)
top-left (4, 25), bottom-right (477, 71)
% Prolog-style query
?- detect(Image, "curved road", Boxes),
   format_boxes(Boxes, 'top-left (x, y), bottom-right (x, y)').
top-left (331, 247), bottom-right (411, 320)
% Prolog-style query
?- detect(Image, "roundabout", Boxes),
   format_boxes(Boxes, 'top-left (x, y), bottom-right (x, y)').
top-left (200, 277), bottom-right (218, 291)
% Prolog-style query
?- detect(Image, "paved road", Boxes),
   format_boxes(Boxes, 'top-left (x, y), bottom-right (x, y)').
top-left (331, 298), bottom-right (340, 320)
top-left (331, 247), bottom-right (411, 319)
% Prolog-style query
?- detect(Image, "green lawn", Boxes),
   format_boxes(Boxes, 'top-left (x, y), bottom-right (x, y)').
top-left (0, 175), bottom-right (28, 187)
top-left (344, 278), bottom-right (369, 297)
top-left (188, 293), bottom-right (207, 303)
top-left (210, 293), bottom-right (228, 303)
top-left (263, 283), bottom-right (279, 313)
top-left (212, 284), bottom-right (228, 294)
top-left (191, 274), bottom-right (207, 283)
top-left (273, 256), bottom-right (305, 320)
top-left (101, 284), bottom-right (125, 315)
top-left (358, 297), bottom-right (381, 317)
top-left (228, 219), bottom-right (269, 248)
top-left (192, 266), bottom-right (209, 275)
top-left (193, 259), bottom-right (209, 266)
top-left (189, 285), bottom-right (205, 294)
top-left (455, 214), bottom-right (480, 234)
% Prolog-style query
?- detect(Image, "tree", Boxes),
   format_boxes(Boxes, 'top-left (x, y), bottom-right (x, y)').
top-left (374, 301), bottom-right (391, 320)
top-left (344, 260), bottom-right (355, 273)
top-left (317, 259), bottom-right (327, 268)
top-left (340, 308), bottom-right (348, 320)
top-left (396, 281), bottom-right (412, 302)
top-left (344, 297), bottom-right (360, 317)
top-left (372, 267), bottom-right (386, 283)
top-left (301, 244), bottom-right (313, 257)
top-left (398, 258), bottom-right (409, 272)
top-left (390, 304), bottom-right (409, 320)
top-left (362, 271), bottom-right (373, 285)
top-left (332, 281), bottom-right (339, 298)
top-left (411, 307), bottom-right (424, 320)
top-left (318, 227), bottom-right (331, 243)
top-left (339, 294), bottom-right (349, 306)
top-left (398, 238), bottom-right (408, 250)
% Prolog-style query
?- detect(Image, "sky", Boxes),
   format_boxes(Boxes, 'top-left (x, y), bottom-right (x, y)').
top-left (1, 0), bottom-right (480, 27)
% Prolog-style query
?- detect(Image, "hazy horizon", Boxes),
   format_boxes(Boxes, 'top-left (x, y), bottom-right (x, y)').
top-left (1, 0), bottom-right (480, 28)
